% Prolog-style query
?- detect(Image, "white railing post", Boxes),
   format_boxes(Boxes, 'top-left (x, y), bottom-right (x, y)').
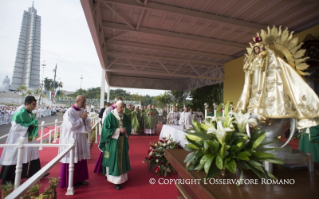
top-left (14, 137), bottom-right (25, 189)
top-left (49, 130), bottom-right (52, 144)
top-left (53, 119), bottom-right (58, 143)
top-left (95, 122), bottom-right (98, 144)
top-left (39, 121), bottom-right (44, 150)
top-left (66, 139), bottom-right (75, 195)
top-left (99, 121), bottom-right (102, 136)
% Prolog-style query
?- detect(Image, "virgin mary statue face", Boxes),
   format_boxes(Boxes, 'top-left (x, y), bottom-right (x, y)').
top-left (254, 46), bottom-right (260, 54)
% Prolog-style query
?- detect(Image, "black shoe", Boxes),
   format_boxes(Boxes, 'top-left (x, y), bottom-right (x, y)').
top-left (73, 183), bottom-right (80, 187)
top-left (42, 173), bottom-right (50, 179)
top-left (81, 181), bottom-right (89, 185)
top-left (114, 184), bottom-right (121, 190)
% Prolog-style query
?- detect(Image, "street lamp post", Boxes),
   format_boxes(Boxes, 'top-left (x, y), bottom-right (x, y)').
top-left (42, 61), bottom-right (46, 84)
top-left (80, 75), bottom-right (83, 89)
top-left (39, 61), bottom-right (46, 105)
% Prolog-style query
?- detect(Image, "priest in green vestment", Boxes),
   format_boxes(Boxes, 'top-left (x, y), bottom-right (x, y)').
top-left (131, 106), bottom-right (142, 135)
top-left (123, 103), bottom-right (132, 122)
top-left (151, 105), bottom-right (158, 133)
top-left (299, 125), bottom-right (319, 163)
top-left (144, 105), bottom-right (155, 135)
top-left (99, 100), bottom-right (131, 190)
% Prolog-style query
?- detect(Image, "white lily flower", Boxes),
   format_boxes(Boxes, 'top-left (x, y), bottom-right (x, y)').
top-left (149, 152), bottom-right (153, 156)
top-left (207, 121), bottom-right (233, 144)
top-left (233, 112), bottom-right (258, 133)
top-left (205, 116), bottom-right (216, 122)
top-left (233, 112), bottom-right (251, 133)
top-left (222, 115), bottom-right (234, 128)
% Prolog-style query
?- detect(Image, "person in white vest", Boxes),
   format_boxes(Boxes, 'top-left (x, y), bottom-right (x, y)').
top-left (0, 96), bottom-right (41, 184)
top-left (58, 95), bottom-right (91, 188)
top-left (179, 107), bottom-right (193, 125)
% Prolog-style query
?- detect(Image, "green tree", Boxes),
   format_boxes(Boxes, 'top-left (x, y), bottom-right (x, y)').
top-left (16, 85), bottom-right (28, 96)
top-left (44, 78), bottom-right (63, 91)
top-left (68, 87), bottom-right (107, 99)
top-left (190, 83), bottom-right (223, 112)
top-left (154, 92), bottom-right (173, 108)
top-left (109, 89), bottom-right (131, 101)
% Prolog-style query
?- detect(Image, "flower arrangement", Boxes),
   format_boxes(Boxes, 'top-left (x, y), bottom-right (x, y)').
top-left (143, 135), bottom-right (180, 177)
top-left (184, 101), bottom-right (283, 185)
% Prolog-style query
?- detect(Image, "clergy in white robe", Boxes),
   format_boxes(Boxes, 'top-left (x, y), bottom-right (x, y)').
top-left (59, 95), bottom-right (91, 188)
top-left (0, 96), bottom-right (40, 185)
top-left (102, 96), bottom-right (123, 125)
top-left (179, 107), bottom-right (193, 125)
top-left (172, 107), bottom-right (180, 125)
top-left (195, 108), bottom-right (204, 123)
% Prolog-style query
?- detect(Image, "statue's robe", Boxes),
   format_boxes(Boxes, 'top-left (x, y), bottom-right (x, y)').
top-left (236, 49), bottom-right (319, 129)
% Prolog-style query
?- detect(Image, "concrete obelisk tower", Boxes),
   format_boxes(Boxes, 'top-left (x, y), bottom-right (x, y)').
top-left (11, 2), bottom-right (41, 90)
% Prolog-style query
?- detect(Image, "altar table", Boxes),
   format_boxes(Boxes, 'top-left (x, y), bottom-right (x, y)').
top-left (159, 124), bottom-right (192, 147)
top-left (165, 149), bottom-right (319, 199)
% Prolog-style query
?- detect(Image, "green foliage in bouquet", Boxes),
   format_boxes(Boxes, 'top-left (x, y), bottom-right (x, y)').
top-left (143, 135), bottom-right (180, 177)
top-left (184, 101), bottom-right (283, 185)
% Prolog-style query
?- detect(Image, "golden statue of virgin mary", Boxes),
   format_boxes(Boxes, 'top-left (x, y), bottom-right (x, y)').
top-left (235, 26), bottom-right (319, 129)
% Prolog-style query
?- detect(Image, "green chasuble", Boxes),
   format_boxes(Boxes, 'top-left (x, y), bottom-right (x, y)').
top-left (299, 125), bottom-right (319, 163)
top-left (208, 112), bottom-right (214, 117)
top-left (144, 109), bottom-right (154, 129)
top-left (131, 110), bottom-right (142, 133)
top-left (99, 112), bottom-right (131, 176)
top-left (151, 109), bottom-right (159, 129)
top-left (12, 107), bottom-right (38, 141)
top-left (123, 108), bottom-right (132, 122)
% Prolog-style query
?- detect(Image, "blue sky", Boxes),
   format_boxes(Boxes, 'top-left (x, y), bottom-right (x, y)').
top-left (0, 0), bottom-right (165, 96)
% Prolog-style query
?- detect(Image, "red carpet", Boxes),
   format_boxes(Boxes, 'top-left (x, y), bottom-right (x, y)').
top-left (2, 124), bottom-right (179, 198)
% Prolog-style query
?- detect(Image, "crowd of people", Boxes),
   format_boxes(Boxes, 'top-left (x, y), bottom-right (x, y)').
top-left (0, 105), bottom-right (70, 125)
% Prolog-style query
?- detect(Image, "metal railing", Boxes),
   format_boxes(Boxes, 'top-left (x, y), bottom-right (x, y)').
top-left (0, 116), bottom-right (101, 197)
top-left (0, 138), bottom-right (76, 198)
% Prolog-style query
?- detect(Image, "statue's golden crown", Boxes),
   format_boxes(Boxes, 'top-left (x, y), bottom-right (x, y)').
top-left (246, 26), bottom-right (309, 76)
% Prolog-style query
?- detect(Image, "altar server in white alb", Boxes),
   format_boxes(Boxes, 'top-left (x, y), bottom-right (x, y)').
top-left (195, 108), bottom-right (204, 123)
top-left (179, 107), bottom-right (193, 125)
top-left (172, 107), bottom-right (180, 125)
top-left (59, 95), bottom-right (91, 188)
top-left (0, 96), bottom-right (41, 185)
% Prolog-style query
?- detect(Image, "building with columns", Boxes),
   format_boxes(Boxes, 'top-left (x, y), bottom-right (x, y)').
top-left (11, 3), bottom-right (41, 90)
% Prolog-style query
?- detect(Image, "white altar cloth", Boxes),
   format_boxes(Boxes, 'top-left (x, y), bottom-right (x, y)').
top-left (159, 124), bottom-right (192, 148)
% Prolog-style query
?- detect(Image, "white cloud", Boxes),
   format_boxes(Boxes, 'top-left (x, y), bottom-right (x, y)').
top-left (0, 0), bottom-right (165, 97)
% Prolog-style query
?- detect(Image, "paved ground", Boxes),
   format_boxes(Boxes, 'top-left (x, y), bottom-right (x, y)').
top-left (0, 114), bottom-right (63, 143)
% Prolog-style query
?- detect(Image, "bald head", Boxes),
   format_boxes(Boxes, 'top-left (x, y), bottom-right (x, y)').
top-left (75, 95), bottom-right (86, 108)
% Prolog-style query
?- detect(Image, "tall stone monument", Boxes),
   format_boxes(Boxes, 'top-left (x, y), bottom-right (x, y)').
top-left (2, 76), bottom-right (11, 92)
top-left (11, 2), bottom-right (41, 90)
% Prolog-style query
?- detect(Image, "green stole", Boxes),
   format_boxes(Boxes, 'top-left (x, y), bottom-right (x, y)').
top-left (12, 107), bottom-right (38, 141)
top-left (99, 112), bottom-right (131, 176)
